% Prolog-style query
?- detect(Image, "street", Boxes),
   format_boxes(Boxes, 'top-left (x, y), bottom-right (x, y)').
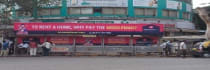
top-left (0, 56), bottom-right (210, 70)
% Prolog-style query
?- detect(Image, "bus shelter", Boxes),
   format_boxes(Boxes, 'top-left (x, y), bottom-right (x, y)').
top-left (14, 22), bottom-right (164, 56)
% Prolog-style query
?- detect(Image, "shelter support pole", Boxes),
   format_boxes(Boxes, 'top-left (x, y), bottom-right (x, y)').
top-left (130, 35), bottom-right (135, 56)
top-left (73, 36), bottom-right (76, 56)
top-left (13, 37), bottom-right (17, 56)
top-left (102, 35), bottom-right (105, 56)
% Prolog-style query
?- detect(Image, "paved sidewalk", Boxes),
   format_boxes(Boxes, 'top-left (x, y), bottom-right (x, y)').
top-left (0, 56), bottom-right (210, 70)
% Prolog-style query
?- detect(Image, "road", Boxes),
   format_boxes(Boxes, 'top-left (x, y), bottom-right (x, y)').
top-left (0, 56), bottom-right (210, 70)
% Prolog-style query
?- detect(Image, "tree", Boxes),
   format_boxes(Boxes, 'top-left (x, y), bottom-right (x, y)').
top-left (0, 0), bottom-right (60, 23)
top-left (0, 0), bottom-right (13, 24)
top-left (14, 0), bottom-right (51, 14)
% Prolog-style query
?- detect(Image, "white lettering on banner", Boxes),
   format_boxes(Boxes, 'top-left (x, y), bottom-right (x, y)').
top-left (85, 26), bottom-right (95, 29)
top-left (38, 25), bottom-right (52, 29)
top-left (96, 26), bottom-right (105, 30)
top-left (53, 26), bottom-right (56, 29)
top-left (32, 25), bottom-right (39, 29)
top-left (56, 26), bottom-right (72, 29)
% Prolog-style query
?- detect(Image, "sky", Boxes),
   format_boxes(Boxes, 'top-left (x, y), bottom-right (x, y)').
top-left (193, 0), bottom-right (210, 9)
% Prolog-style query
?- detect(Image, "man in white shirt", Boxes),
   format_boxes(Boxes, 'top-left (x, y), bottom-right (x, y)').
top-left (180, 40), bottom-right (187, 58)
top-left (41, 41), bottom-right (55, 56)
top-left (172, 40), bottom-right (179, 56)
top-left (160, 40), bottom-right (171, 56)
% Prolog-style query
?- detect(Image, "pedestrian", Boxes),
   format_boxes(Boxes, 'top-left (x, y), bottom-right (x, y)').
top-left (29, 41), bottom-right (38, 56)
top-left (160, 40), bottom-right (167, 56)
top-left (176, 41), bottom-right (182, 57)
top-left (8, 40), bottom-right (14, 55)
top-left (18, 42), bottom-right (29, 56)
top-left (165, 41), bottom-right (172, 56)
top-left (41, 41), bottom-right (54, 56)
top-left (172, 40), bottom-right (179, 56)
top-left (1, 40), bottom-right (9, 56)
top-left (0, 41), bottom-right (2, 52)
top-left (180, 40), bottom-right (187, 58)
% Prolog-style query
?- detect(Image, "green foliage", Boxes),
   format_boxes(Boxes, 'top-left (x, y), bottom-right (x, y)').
top-left (0, 0), bottom-right (51, 24)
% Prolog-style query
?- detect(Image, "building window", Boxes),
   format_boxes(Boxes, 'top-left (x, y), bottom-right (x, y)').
top-left (102, 8), bottom-right (127, 15)
top-left (50, 8), bottom-right (60, 15)
top-left (81, 8), bottom-right (93, 14)
top-left (38, 8), bottom-right (60, 16)
top-left (39, 8), bottom-right (51, 16)
top-left (162, 10), bottom-right (168, 17)
top-left (93, 7), bottom-right (102, 13)
top-left (68, 8), bottom-right (93, 15)
top-left (16, 11), bottom-right (32, 17)
top-left (114, 8), bottom-right (127, 15)
top-left (135, 8), bottom-right (144, 15)
top-left (183, 12), bottom-right (191, 19)
top-left (135, 8), bottom-right (156, 16)
top-left (169, 10), bottom-right (178, 18)
top-left (102, 8), bottom-right (114, 14)
top-left (145, 8), bottom-right (156, 16)
top-left (162, 10), bottom-right (179, 18)
top-left (69, 8), bottom-right (81, 14)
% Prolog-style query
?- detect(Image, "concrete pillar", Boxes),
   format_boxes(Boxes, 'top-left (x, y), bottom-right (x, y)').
top-left (197, 7), bottom-right (210, 40)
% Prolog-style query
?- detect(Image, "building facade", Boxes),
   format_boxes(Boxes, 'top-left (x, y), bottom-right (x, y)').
top-left (13, 0), bottom-right (194, 55)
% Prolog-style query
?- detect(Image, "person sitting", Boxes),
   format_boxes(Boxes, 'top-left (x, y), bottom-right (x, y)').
top-left (18, 42), bottom-right (29, 56)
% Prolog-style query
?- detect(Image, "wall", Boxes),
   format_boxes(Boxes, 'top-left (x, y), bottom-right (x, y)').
top-left (14, 0), bottom-right (193, 21)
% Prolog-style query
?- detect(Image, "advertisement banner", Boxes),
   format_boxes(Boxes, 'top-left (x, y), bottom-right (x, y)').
top-left (166, 0), bottom-right (182, 10)
top-left (67, 0), bottom-right (128, 7)
top-left (105, 37), bottom-right (130, 44)
top-left (164, 24), bottom-right (175, 29)
top-left (48, 37), bottom-right (73, 44)
top-left (75, 37), bottom-right (101, 45)
top-left (133, 0), bottom-right (158, 7)
top-left (186, 4), bottom-right (192, 12)
top-left (14, 22), bottom-right (164, 35)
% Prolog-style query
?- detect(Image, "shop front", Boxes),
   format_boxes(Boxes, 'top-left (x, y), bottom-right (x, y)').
top-left (14, 22), bottom-right (164, 55)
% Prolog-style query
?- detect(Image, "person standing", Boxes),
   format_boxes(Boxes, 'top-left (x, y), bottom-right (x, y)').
top-left (160, 40), bottom-right (167, 56)
top-left (29, 41), bottom-right (38, 56)
top-left (8, 40), bottom-right (14, 55)
top-left (41, 41), bottom-right (54, 56)
top-left (165, 41), bottom-right (172, 56)
top-left (172, 40), bottom-right (179, 56)
top-left (0, 41), bottom-right (2, 52)
top-left (1, 41), bottom-right (9, 56)
top-left (18, 42), bottom-right (29, 56)
top-left (180, 40), bottom-right (187, 58)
